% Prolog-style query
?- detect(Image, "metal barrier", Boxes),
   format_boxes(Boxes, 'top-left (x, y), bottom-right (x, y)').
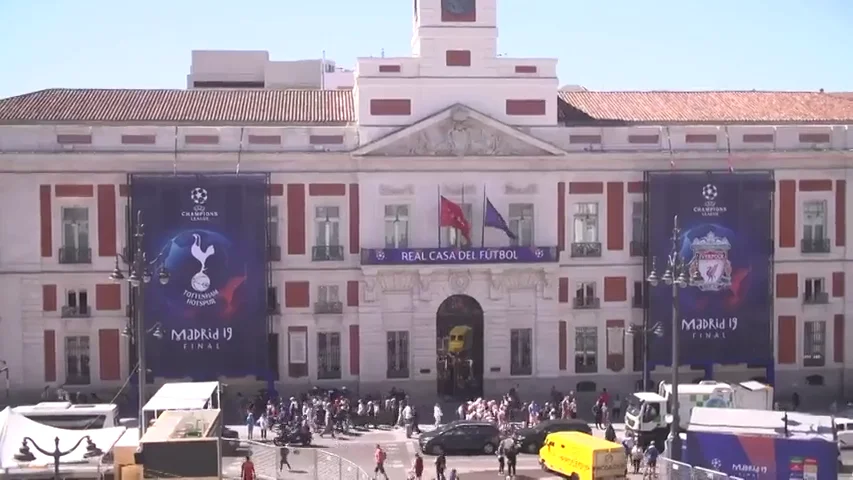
top-left (227, 440), bottom-right (371, 480)
top-left (659, 457), bottom-right (744, 480)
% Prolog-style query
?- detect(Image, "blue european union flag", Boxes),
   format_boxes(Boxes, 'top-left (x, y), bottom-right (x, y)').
top-left (484, 198), bottom-right (516, 240)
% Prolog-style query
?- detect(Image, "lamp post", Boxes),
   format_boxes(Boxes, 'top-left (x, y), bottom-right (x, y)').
top-left (626, 322), bottom-right (664, 392)
top-left (14, 435), bottom-right (102, 480)
top-left (110, 210), bottom-right (170, 438)
top-left (0, 360), bottom-right (9, 404)
top-left (646, 215), bottom-right (703, 461)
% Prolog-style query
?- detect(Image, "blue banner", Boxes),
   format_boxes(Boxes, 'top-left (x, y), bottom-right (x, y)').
top-left (687, 431), bottom-right (837, 480)
top-left (360, 246), bottom-right (558, 265)
top-left (647, 172), bottom-right (773, 366)
top-left (130, 174), bottom-right (268, 379)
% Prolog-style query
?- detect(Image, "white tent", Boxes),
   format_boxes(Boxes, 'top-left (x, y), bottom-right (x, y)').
top-left (0, 407), bottom-right (126, 474)
top-left (142, 381), bottom-right (220, 412)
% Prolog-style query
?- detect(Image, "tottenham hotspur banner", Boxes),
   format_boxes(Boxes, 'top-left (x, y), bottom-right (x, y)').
top-left (646, 171), bottom-right (774, 367)
top-left (130, 174), bottom-right (268, 379)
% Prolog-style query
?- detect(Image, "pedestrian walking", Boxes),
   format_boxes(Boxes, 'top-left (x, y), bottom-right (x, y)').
top-left (245, 411), bottom-right (255, 440)
top-left (259, 413), bottom-right (268, 440)
top-left (412, 453), bottom-right (424, 479)
top-left (373, 444), bottom-right (389, 480)
top-left (278, 445), bottom-right (292, 471)
top-left (433, 403), bottom-right (443, 427)
top-left (435, 452), bottom-right (447, 480)
top-left (241, 455), bottom-right (256, 480)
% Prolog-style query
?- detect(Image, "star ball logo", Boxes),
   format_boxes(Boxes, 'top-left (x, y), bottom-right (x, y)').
top-left (182, 187), bottom-right (219, 222)
top-left (694, 183), bottom-right (727, 217)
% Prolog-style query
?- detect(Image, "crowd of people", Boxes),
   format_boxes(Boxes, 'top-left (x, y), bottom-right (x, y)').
top-left (236, 386), bottom-right (661, 479)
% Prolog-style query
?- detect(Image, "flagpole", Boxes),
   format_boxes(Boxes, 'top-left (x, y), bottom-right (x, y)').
top-left (437, 185), bottom-right (442, 247)
top-left (481, 186), bottom-right (486, 247)
top-left (460, 186), bottom-right (465, 248)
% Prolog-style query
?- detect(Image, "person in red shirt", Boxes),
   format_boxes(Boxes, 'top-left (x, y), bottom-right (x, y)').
top-left (374, 444), bottom-right (389, 480)
top-left (241, 455), bottom-right (256, 480)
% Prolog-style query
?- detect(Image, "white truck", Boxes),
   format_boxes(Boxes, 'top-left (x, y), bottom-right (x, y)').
top-left (624, 380), bottom-right (773, 448)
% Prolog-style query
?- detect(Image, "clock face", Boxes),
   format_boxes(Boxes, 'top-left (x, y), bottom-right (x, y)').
top-left (442, 0), bottom-right (475, 15)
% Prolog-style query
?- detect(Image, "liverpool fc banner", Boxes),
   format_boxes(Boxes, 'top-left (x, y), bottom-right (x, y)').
top-left (647, 171), bottom-right (773, 367)
top-left (130, 174), bottom-right (268, 378)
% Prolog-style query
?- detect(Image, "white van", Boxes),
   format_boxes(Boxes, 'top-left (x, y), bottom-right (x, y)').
top-left (13, 402), bottom-right (119, 429)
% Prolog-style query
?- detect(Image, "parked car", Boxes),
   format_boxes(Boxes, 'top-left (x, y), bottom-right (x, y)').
top-left (419, 421), bottom-right (501, 455)
top-left (515, 418), bottom-right (592, 454)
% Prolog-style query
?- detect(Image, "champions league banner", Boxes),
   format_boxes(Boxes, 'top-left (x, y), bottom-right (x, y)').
top-left (647, 171), bottom-right (773, 366)
top-left (130, 174), bottom-right (268, 379)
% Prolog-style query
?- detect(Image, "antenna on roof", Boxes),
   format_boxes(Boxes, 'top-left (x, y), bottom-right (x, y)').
top-left (321, 51), bottom-right (326, 90)
top-left (235, 127), bottom-right (244, 174)
top-left (172, 126), bottom-right (179, 175)
top-left (381, 48), bottom-right (385, 58)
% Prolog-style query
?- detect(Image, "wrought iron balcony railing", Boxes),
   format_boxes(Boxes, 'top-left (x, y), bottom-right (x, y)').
top-left (570, 242), bottom-right (602, 258)
top-left (59, 247), bottom-right (92, 264)
top-left (312, 245), bottom-right (344, 261)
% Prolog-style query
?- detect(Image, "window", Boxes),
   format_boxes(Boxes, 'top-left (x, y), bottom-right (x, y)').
top-left (804, 278), bottom-right (827, 303)
top-left (631, 201), bottom-right (644, 243)
top-left (384, 205), bottom-right (409, 248)
top-left (632, 281), bottom-right (645, 308)
top-left (266, 286), bottom-right (279, 314)
top-left (316, 285), bottom-right (342, 314)
top-left (62, 290), bottom-right (90, 317)
top-left (572, 203), bottom-right (599, 243)
top-left (574, 282), bottom-right (598, 308)
top-left (575, 327), bottom-right (598, 373)
top-left (632, 326), bottom-right (645, 372)
top-left (318, 285), bottom-right (340, 303)
top-left (313, 206), bottom-right (343, 261)
top-left (803, 321), bottom-right (826, 367)
top-left (386, 331), bottom-right (410, 379)
top-left (65, 336), bottom-right (91, 385)
top-left (317, 332), bottom-right (341, 379)
top-left (60, 207), bottom-right (90, 263)
top-left (508, 204), bottom-right (535, 247)
top-left (443, 202), bottom-right (472, 247)
top-left (802, 200), bottom-right (827, 241)
top-left (315, 206), bottom-right (341, 247)
top-left (268, 205), bottom-right (280, 247)
top-left (510, 328), bottom-right (533, 375)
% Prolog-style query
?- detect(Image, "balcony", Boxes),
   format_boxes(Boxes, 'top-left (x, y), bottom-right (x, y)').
top-left (314, 301), bottom-right (343, 314)
top-left (268, 245), bottom-right (282, 262)
top-left (801, 238), bottom-right (830, 254)
top-left (59, 247), bottom-right (92, 264)
top-left (803, 292), bottom-right (829, 305)
top-left (312, 245), bottom-right (344, 261)
top-left (573, 297), bottom-right (601, 309)
top-left (570, 242), bottom-right (602, 258)
top-left (61, 305), bottom-right (91, 318)
top-left (630, 241), bottom-right (646, 257)
top-left (360, 246), bottom-right (559, 266)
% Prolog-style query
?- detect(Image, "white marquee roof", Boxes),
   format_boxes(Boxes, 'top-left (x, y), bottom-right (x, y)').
top-left (142, 381), bottom-right (219, 412)
top-left (0, 407), bottom-right (126, 472)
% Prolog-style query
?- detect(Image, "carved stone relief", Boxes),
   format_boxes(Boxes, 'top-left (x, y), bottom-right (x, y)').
top-left (487, 268), bottom-right (551, 300)
top-left (416, 270), bottom-right (433, 302)
top-left (370, 107), bottom-right (552, 157)
top-left (363, 276), bottom-right (377, 303)
top-left (504, 183), bottom-right (538, 195)
top-left (379, 184), bottom-right (415, 196)
top-left (448, 270), bottom-right (472, 294)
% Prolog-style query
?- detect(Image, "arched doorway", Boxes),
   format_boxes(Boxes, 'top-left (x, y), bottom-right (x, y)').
top-left (436, 294), bottom-right (484, 400)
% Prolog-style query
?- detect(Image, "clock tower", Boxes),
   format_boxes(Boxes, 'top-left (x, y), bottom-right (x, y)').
top-left (412, 0), bottom-right (498, 60)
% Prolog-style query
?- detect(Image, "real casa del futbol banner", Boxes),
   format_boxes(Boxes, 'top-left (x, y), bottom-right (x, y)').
top-left (130, 174), bottom-right (268, 379)
top-left (646, 171), bottom-right (773, 367)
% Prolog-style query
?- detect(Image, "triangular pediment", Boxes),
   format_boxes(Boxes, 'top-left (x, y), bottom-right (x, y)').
top-left (353, 104), bottom-right (567, 157)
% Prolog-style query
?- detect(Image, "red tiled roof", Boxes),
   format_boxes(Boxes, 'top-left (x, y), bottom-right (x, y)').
top-left (2, 88), bottom-right (853, 125)
top-left (558, 90), bottom-right (853, 124)
top-left (0, 88), bottom-right (354, 125)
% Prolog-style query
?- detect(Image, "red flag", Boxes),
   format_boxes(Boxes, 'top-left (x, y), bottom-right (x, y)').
top-left (440, 196), bottom-right (471, 243)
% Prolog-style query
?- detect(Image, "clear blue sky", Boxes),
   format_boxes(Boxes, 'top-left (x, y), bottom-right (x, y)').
top-left (1, 0), bottom-right (851, 99)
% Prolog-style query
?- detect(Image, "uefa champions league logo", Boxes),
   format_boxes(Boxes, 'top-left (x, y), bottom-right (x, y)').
top-left (694, 183), bottom-right (727, 217)
top-left (711, 458), bottom-right (723, 471)
top-left (182, 186), bottom-right (218, 222)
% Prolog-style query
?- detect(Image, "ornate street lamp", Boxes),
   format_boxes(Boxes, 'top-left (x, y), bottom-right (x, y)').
top-left (625, 322), bottom-right (664, 392)
top-left (110, 210), bottom-right (169, 438)
top-left (646, 215), bottom-right (703, 461)
top-left (14, 435), bottom-right (102, 480)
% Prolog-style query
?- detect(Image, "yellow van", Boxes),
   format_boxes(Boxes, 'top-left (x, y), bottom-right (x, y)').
top-left (538, 431), bottom-right (627, 480)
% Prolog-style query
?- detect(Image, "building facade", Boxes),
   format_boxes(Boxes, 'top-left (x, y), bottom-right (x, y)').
top-left (1, 0), bottom-right (853, 404)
